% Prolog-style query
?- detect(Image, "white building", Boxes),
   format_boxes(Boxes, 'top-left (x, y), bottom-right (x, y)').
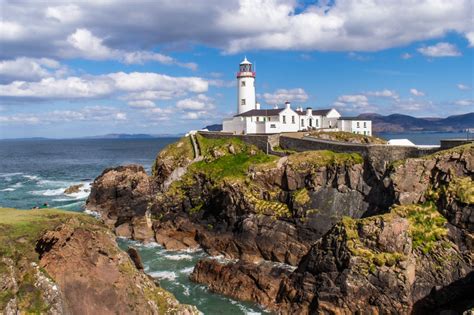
top-left (223, 58), bottom-right (372, 136)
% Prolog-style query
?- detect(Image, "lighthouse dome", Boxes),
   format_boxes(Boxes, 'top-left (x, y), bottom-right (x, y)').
top-left (240, 57), bottom-right (252, 65)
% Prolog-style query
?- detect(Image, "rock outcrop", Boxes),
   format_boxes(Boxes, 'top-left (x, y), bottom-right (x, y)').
top-left (0, 208), bottom-right (197, 315)
top-left (86, 134), bottom-right (474, 314)
top-left (192, 204), bottom-right (473, 314)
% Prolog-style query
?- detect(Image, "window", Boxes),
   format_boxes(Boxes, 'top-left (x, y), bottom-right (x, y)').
top-left (263, 117), bottom-right (266, 122)
top-left (241, 81), bottom-right (246, 87)
top-left (270, 124), bottom-right (276, 128)
top-left (363, 122), bottom-right (367, 128)
top-left (256, 117), bottom-right (259, 122)
top-left (316, 119), bottom-right (319, 127)
top-left (291, 116), bottom-right (295, 124)
top-left (301, 119), bottom-right (304, 127)
top-left (241, 99), bottom-right (246, 105)
top-left (357, 122), bottom-right (360, 128)
top-left (309, 119), bottom-right (312, 127)
top-left (283, 115), bottom-right (286, 124)
top-left (268, 117), bottom-right (271, 121)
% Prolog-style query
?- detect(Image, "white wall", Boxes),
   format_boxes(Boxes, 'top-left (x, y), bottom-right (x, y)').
top-left (237, 75), bottom-right (256, 114)
top-left (223, 117), bottom-right (245, 134)
top-left (278, 108), bottom-right (300, 132)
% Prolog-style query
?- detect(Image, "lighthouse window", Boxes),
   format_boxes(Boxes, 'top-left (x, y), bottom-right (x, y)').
top-left (309, 119), bottom-right (312, 127)
top-left (283, 115), bottom-right (286, 124)
top-left (291, 116), bottom-right (295, 124)
top-left (357, 122), bottom-right (360, 128)
top-left (241, 99), bottom-right (246, 105)
top-left (241, 81), bottom-right (246, 87)
top-left (364, 122), bottom-right (367, 128)
top-left (301, 119), bottom-right (304, 127)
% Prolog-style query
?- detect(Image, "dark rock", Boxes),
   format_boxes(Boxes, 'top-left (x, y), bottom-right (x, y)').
top-left (127, 247), bottom-right (144, 270)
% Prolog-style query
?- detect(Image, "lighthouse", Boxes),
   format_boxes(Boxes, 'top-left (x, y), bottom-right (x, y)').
top-left (236, 57), bottom-right (256, 114)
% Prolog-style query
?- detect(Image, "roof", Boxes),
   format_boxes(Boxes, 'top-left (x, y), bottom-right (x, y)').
top-left (339, 116), bottom-right (371, 121)
top-left (235, 108), bottom-right (283, 117)
top-left (295, 108), bottom-right (332, 116)
top-left (240, 57), bottom-right (252, 65)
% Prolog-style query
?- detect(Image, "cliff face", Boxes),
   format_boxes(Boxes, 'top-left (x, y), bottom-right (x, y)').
top-left (0, 208), bottom-right (197, 315)
top-left (86, 135), bottom-right (474, 314)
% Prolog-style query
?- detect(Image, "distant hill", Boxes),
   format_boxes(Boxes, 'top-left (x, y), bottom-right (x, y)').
top-left (203, 124), bottom-right (223, 131)
top-left (358, 112), bottom-right (474, 132)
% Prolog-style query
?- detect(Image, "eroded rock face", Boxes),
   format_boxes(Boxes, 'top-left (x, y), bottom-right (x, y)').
top-left (192, 205), bottom-right (474, 314)
top-left (86, 164), bottom-right (153, 238)
top-left (36, 217), bottom-right (198, 315)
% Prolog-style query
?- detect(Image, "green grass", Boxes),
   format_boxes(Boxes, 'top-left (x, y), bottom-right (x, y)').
top-left (0, 208), bottom-right (89, 261)
top-left (152, 136), bottom-right (194, 176)
top-left (307, 131), bottom-right (386, 144)
top-left (190, 152), bottom-right (277, 181)
top-left (393, 203), bottom-right (448, 254)
top-left (287, 150), bottom-right (364, 171)
top-left (447, 176), bottom-right (474, 205)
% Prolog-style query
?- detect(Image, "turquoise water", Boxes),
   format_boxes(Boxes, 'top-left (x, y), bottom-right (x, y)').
top-left (0, 138), bottom-right (268, 314)
top-left (117, 239), bottom-right (268, 314)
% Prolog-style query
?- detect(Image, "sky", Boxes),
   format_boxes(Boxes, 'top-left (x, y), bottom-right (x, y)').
top-left (0, 0), bottom-right (473, 138)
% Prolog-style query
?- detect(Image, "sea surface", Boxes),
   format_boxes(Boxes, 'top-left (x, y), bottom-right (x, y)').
top-left (0, 138), bottom-right (267, 315)
top-left (375, 131), bottom-right (470, 145)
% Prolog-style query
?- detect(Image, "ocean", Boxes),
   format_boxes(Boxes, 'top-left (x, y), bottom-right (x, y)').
top-left (0, 138), bottom-right (267, 315)
top-left (375, 131), bottom-right (470, 145)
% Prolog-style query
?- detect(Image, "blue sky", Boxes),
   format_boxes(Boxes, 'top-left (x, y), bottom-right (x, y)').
top-left (0, 0), bottom-right (472, 138)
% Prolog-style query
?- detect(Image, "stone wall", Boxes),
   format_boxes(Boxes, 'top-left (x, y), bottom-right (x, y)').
top-left (440, 139), bottom-right (473, 150)
top-left (198, 132), bottom-right (441, 165)
top-left (199, 131), bottom-right (280, 153)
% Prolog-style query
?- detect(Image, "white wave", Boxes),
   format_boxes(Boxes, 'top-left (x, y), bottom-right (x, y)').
top-left (179, 267), bottom-right (195, 275)
top-left (64, 182), bottom-right (91, 200)
top-left (30, 188), bottom-right (65, 196)
top-left (148, 271), bottom-right (177, 281)
top-left (163, 253), bottom-right (193, 261)
top-left (0, 188), bottom-right (15, 192)
top-left (23, 174), bottom-right (40, 181)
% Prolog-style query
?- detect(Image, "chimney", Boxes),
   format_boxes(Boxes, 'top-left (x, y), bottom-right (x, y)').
top-left (285, 101), bottom-right (291, 109)
top-left (256, 102), bottom-right (260, 109)
top-left (306, 107), bottom-right (312, 116)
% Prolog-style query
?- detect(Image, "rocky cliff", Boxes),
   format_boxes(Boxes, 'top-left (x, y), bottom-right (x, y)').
top-left (0, 208), bottom-right (197, 315)
top-left (86, 134), bottom-right (474, 314)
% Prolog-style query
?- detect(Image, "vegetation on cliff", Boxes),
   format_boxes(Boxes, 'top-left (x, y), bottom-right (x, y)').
top-left (307, 131), bottom-right (387, 144)
top-left (0, 208), bottom-right (197, 314)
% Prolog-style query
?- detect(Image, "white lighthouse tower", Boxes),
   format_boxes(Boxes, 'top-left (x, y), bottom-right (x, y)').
top-left (236, 57), bottom-right (256, 114)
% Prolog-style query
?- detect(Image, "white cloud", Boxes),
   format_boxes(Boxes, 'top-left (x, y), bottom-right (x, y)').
top-left (410, 88), bottom-right (425, 96)
top-left (45, 5), bottom-right (82, 24)
top-left (333, 94), bottom-right (374, 112)
top-left (1, 1), bottom-right (472, 57)
top-left (417, 42), bottom-right (461, 57)
top-left (457, 83), bottom-right (471, 90)
top-left (127, 100), bottom-right (156, 108)
top-left (0, 72), bottom-right (208, 100)
top-left (401, 53), bottom-right (413, 59)
top-left (0, 106), bottom-right (127, 124)
top-left (67, 28), bottom-right (115, 60)
top-left (176, 94), bottom-right (213, 110)
top-left (455, 99), bottom-right (474, 106)
top-left (65, 28), bottom-right (197, 69)
top-left (124, 90), bottom-right (186, 101)
top-left (0, 57), bottom-right (63, 82)
top-left (366, 89), bottom-right (399, 99)
top-left (466, 32), bottom-right (474, 47)
top-left (0, 21), bottom-right (26, 41)
top-left (262, 88), bottom-right (309, 105)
